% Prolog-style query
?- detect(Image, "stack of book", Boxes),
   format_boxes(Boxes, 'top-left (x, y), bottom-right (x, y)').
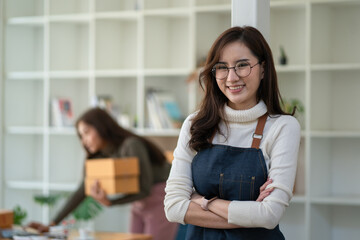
top-left (50, 98), bottom-right (74, 127)
top-left (146, 89), bottom-right (183, 129)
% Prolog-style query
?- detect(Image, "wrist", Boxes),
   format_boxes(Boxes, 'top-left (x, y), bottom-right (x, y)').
top-left (201, 196), bottom-right (218, 211)
top-left (103, 198), bottom-right (112, 206)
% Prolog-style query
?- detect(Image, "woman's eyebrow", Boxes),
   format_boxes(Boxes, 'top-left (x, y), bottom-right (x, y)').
top-left (217, 59), bottom-right (250, 64)
top-left (236, 59), bottom-right (250, 62)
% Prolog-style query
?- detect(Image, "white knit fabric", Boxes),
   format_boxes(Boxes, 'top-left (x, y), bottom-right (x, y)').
top-left (164, 100), bottom-right (301, 229)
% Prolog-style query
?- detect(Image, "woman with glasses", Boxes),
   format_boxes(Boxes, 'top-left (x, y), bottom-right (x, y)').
top-left (28, 108), bottom-right (178, 240)
top-left (164, 26), bottom-right (300, 239)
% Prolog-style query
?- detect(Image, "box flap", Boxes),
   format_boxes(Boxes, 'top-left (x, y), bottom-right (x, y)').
top-left (86, 157), bottom-right (139, 178)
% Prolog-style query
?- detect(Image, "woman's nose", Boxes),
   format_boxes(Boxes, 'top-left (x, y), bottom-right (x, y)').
top-left (227, 67), bottom-right (240, 81)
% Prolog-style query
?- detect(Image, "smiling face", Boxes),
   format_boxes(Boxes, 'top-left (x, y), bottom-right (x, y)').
top-left (216, 41), bottom-right (264, 110)
top-left (77, 121), bottom-right (107, 154)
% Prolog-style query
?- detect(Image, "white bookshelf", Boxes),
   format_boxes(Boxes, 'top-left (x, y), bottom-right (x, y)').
top-left (270, 1), bottom-right (360, 240)
top-left (1, 0), bottom-right (360, 238)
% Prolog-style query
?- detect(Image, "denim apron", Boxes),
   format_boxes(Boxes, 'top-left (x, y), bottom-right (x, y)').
top-left (187, 114), bottom-right (285, 240)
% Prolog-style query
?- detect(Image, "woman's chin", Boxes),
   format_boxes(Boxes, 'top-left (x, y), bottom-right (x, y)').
top-left (88, 147), bottom-right (97, 154)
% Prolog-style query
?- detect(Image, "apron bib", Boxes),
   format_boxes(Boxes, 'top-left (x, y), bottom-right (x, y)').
top-left (187, 113), bottom-right (285, 240)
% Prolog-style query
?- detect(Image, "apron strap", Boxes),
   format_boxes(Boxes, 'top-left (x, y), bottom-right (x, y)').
top-left (251, 113), bottom-right (268, 149)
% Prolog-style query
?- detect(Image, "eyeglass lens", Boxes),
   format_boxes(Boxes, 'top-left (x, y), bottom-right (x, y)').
top-left (213, 61), bottom-right (253, 80)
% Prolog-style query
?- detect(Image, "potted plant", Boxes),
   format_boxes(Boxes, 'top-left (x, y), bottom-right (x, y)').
top-left (279, 45), bottom-right (288, 65)
top-left (281, 98), bottom-right (305, 129)
top-left (71, 197), bottom-right (103, 238)
top-left (13, 205), bottom-right (27, 225)
top-left (281, 98), bottom-right (304, 116)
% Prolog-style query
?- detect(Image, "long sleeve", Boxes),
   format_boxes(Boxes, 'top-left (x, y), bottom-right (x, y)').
top-left (165, 108), bottom-right (301, 229)
top-left (227, 116), bottom-right (301, 229)
top-left (109, 137), bottom-right (154, 205)
top-left (52, 182), bottom-right (86, 224)
top-left (164, 114), bottom-right (196, 224)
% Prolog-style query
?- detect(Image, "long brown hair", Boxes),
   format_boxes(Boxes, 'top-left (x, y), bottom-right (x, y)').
top-left (76, 107), bottom-right (166, 165)
top-left (189, 26), bottom-right (286, 151)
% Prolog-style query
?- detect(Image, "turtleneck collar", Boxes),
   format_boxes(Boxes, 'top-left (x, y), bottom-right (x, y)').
top-left (223, 100), bottom-right (267, 123)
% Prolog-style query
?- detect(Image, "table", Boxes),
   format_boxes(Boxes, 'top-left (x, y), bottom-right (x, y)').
top-left (70, 232), bottom-right (152, 240)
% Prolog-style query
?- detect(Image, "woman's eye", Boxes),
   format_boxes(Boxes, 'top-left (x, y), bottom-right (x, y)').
top-left (236, 62), bottom-right (250, 68)
top-left (216, 65), bottom-right (227, 70)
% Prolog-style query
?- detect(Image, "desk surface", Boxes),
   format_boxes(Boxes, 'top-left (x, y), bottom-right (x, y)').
top-left (70, 232), bottom-right (152, 240)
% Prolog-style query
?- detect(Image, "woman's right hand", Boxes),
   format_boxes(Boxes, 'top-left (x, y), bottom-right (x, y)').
top-left (90, 180), bottom-right (111, 206)
top-left (27, 221), bottom-right (51, 233)
top-left (256, 178), bottom-right (274, 202)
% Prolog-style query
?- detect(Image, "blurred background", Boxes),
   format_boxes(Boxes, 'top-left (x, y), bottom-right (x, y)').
top-left (0, 0), bottom-right (360, 240)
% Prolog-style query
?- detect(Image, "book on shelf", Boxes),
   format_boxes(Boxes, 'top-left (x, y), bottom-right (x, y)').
top-left (50, 98), bottom-right (74, 127)
top-left (92, 95), bottom-right (132, 129)
top-left (146, 89), bottom-right (184, 129)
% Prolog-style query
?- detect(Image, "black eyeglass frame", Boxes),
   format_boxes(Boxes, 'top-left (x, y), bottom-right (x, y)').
top-left (211, 61), bottom-right (261, 80)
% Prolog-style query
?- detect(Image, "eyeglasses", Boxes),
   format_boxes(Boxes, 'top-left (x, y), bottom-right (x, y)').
top-left (211, 61), bottom-right (260, 80)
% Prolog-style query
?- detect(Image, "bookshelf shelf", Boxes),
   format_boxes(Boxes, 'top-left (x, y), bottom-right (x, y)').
top-left (310, 63), bottom-right (360, 71)
top-left (310, 196), bottom-right (360, 206)
top-left (49, 14), bottom-right (90, 23)
top-left (143, 68), bottom-right (191, 76)
top-left (270, 1), bottom-right (306, 8)
top-left (1, 0), bottom-right (359, 238)
top-left (7, 71), bottom-right (44, 80)
top-left (275, 65), bottom-right (306, 73)
top-left (310, 130), bottom-right (360, 138)
top-left (6, 127), bottom-right (44, 135)
top-left (95, 70), bottom-right (138, 78)
top-left (7, 16), bottom-right (45, 25)
top-left (134, 128), bottom-right (181, 137)
top-left (194, 5), bottom-right (231, 12)
top-left (143, 8), bottom-right (191, 16)
top-left (49, 71), bottom-right (89, 79)
top-left (6, 180), bottom-right (45, 190)
top-left (95, 12), bottom-right (139, 20)
top-left (6, 180), bottom-right (78, 192)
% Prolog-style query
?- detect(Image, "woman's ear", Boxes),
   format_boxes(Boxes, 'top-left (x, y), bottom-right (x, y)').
top-left (260, 62), bottom-right (265, 80)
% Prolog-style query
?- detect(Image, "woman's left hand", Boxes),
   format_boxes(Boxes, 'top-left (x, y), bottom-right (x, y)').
top-left (90, 180), bottom-right (112, 206)
top-left (256, 178), bottom-right (274, 202)
top-left (191, 178), bottom-right (274, 207)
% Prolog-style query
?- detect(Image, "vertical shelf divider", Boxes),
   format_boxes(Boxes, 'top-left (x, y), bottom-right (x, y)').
top-left (0, 0), bottom-right (4, 208)
top-left (304, 1), bottom-right (312, 239)
top-left (137, 0), bottom-right (145, 129)
top-left (89, 0), bottom-right (96, 106)
top-left (188, 0), bottom-right (196, 114)
top-left (43, 0), bottom-right (50, 223)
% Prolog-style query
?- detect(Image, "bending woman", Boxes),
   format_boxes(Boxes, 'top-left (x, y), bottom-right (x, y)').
top-left (30, 107), bottom-right (178, 240)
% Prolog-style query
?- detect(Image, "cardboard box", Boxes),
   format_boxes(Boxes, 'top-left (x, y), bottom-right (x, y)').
top-left (0, 210), bottom-right (13, 229)
top-left (164, 151), bottom-right (174, 163)
top-left (85, 157), bottom-right (139, 195)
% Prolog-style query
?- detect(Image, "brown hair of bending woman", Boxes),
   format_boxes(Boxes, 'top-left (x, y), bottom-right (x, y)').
top-left (76, 107), bottom-right (166, 165)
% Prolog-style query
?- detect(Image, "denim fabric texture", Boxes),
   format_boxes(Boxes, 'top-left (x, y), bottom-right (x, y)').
top-left (187, 144), bottom-right (285, 240)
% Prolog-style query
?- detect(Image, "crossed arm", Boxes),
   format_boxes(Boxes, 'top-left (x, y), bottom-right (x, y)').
top-left (183, 179), bottom-right (274, 229)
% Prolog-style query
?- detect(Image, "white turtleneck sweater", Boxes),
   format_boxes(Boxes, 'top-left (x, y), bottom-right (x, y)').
top-left (164, 101), bottom-right (301, 229)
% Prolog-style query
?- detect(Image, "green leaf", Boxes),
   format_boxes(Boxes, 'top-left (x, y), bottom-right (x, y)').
top-left (13, 205), bottom-right (27, 225)
top-left (33, 194), bottom-right (62, 206)
top-left (72, 197), bottom-right (103, 221)
top-left (281, 98), bottom-right (304, 115)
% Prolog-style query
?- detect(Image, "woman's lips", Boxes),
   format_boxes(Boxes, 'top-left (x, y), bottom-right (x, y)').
top-left (228, 85), bottom-right (245, 93)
